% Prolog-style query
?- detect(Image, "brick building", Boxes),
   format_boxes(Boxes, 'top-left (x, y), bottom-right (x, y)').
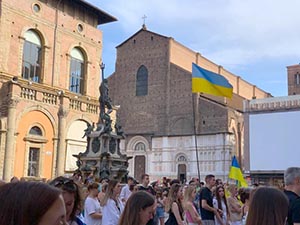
top-left (108, 27), bottom-right (271, 182)
top-left (287, 64), bottom-right (300, 95)
top-left (0, 0), bottom-right (116, 181)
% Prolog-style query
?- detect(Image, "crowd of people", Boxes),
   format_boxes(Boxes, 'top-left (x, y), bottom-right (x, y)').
top-left (0, 167), bottom-right (299, 225)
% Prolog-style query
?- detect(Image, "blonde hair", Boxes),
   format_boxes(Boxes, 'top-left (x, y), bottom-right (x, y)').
top-left (183, 185), bottom-right (196, 210)
top-left (227, 184), bottom-right (237, 193)
top-left (100, 179), bottom-right (119, 207)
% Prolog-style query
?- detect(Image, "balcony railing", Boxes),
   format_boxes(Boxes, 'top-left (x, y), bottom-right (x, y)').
top-left (11, 79), bottom-right (99, 115)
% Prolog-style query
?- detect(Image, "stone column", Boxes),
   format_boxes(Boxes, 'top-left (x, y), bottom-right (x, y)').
top-left (3, 98), bottom-right (19, 181)
top-left (56, 105), bottom-right (68, 176)
top-left (0, 124), bottom-right (6, 178)
top-left (52, 138), bottom-right (58, 178)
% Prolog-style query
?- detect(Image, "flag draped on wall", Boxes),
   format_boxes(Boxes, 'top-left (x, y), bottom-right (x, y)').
top-left (229, 156), bottom-right (248, 187)
top-left (192, 63), bottom-right (233, 98)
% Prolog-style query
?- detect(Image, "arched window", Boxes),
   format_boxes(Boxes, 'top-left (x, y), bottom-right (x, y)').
top-left (27, 125), bottom-right (43, 177)
top-left (22, 29), bottom-right (42, 83)
top-left (29, 126), bottom-right (43, 136)
top-left (69, 47), bottom-right (85, 94)
top-left (135, 142), bottom-right (146, 151)
top-left (295, 72), bottom-right (300, 85)
top-left (136, 65), bottom-right (148, 96)
top-left (178, 155), bottom-right (187, 162)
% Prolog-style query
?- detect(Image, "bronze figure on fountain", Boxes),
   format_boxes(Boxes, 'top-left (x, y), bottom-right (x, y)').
top-left (74, 62), bottom-right (131, 182)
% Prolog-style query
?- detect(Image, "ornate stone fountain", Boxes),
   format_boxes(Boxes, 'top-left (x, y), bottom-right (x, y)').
top-left (74, 64), bottom-right (131, 182)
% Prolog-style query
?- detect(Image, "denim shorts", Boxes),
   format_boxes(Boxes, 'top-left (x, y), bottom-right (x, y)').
top-left (156, 206), bottom-right (165, 218)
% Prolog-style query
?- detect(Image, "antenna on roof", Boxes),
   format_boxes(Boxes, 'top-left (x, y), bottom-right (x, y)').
top-left (142, 15), bottom-right (147, 29)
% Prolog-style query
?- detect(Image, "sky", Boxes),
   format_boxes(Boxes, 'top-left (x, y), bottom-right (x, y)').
top-left (86, 0), bottom-right (300, 97)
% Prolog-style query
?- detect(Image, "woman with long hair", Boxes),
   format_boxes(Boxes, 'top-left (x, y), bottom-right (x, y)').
top-left (227, 184), bottom-right (242, 225)
top-left (0, 181), bottom-right (67, 225)
top-left (165, 183), bottom-right (185, 225)
top-left (118, 191), bottom-right (155, 225)
top-left (155, 187), bottom-right (166, 225)
top-left (183, 185), bottom-right (202, 225)
top-left (239, 188), bottom-right (252, 225)
top-left (101, 179), bottom-right (124, 225)
top-left (98, 182), bottom-right (108, 203)
top-left (213, 185), bottom-right (230, 225)
top-left (49, 176), bottom-right (84, 225)
top-left (245, 187), bottom-right (288, 225)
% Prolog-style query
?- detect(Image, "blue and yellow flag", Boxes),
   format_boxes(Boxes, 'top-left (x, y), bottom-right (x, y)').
top-left (192, 63), bottom-right (233, 98)
top-left (229, 156), bottom-right (248, 187)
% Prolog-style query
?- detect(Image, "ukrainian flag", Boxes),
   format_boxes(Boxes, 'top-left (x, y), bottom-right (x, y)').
top-left (192, 63), bottom-right (233, 98)
top-left (229, 156), bottom-right (248, 187)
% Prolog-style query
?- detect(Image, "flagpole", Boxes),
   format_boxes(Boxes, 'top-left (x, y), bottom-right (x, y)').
top-left (192, 62), bottom-right (233, 183)
top-left (192, 93), bottom-right (201, 181)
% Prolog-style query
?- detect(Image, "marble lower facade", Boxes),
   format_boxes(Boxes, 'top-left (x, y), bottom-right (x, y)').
top-left (123, 133), bottom-right (236, 183)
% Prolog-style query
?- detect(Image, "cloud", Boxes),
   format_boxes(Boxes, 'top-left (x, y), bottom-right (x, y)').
top-left (96, 0), bottom-right (300, 67)
top-left (90, 0), bottom-right (300, 96)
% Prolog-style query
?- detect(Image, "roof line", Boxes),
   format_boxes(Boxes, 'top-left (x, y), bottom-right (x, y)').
top-left (75, 0), bottom-right (117, 25)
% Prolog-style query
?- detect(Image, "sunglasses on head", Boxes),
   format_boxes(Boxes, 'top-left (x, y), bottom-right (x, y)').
top-left (53, 178), bottom-right (77, 192)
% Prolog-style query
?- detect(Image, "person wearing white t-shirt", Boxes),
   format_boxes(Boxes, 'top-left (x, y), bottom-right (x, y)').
top-left (101, 180), bottom-right (124, 225)
top-left (84, 183), bottom-right (102, 225)
top-left (120, 176), bottom-right (134, 203)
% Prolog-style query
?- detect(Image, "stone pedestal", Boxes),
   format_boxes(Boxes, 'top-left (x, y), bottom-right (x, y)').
top-left (74, 124), bottom-right (131, 182)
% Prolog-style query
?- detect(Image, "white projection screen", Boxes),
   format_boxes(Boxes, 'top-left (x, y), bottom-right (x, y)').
top-left (249, 110), bottom-right (300, 171)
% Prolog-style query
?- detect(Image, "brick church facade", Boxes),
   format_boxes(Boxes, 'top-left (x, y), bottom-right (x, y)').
top-left (108, 27), bottom-right (271, 182)
top-left (0, 0), bottom-right (116, 181)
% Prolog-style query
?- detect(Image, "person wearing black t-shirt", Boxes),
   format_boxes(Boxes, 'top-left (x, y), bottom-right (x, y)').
top-left (139, 174), bottom-right (157, 225)
top-left (139, 174), bottom-right (156, 195)
top-left (284, 167), bottom-right (300, 225)
top-left (199, 174), bottom-right (219, 225)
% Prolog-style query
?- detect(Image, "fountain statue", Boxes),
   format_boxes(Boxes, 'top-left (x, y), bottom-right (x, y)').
top-left (74, 63), bottom-right (131, 182)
